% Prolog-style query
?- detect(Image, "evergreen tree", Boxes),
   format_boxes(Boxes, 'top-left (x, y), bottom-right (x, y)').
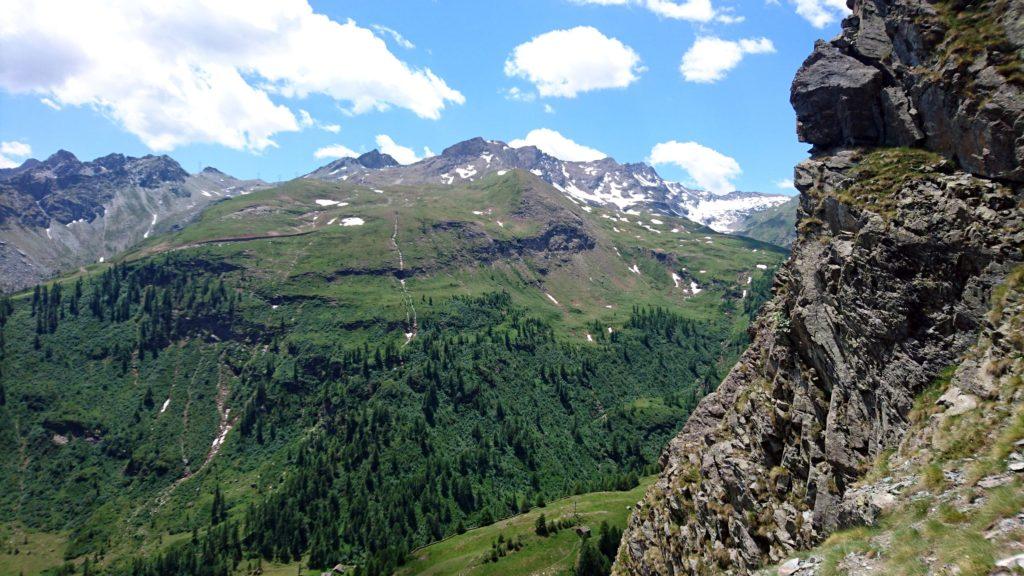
top-left (576, 539), bottom-right (609, 576)
top-left (535, 513), bottom-right (548, 536)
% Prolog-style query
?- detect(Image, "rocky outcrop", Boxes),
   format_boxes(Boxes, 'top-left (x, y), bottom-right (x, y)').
top-left (792, 0), bottom-right (1024, 183)
top-left (614, 0), bottom-right (1024, 573)
top-left (0, 151), bottom-right (266, 293)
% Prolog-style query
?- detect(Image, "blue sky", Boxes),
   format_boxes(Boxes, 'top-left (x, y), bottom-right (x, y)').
top-left (0, 0), bottom-right (849, 195)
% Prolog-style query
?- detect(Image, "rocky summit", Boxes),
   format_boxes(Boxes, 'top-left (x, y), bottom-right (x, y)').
top-left (614, 0), bottom-right (1024, 574)
top-left (0, 151), bottom-right (266, 292)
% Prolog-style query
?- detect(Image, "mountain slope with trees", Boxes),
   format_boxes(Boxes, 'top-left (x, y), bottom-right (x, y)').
top-left (0, 169), bottom-right (784, 575)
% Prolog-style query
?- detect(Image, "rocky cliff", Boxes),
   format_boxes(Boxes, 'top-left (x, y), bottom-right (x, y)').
top-left (614, 0), bottom-right (1024, 573)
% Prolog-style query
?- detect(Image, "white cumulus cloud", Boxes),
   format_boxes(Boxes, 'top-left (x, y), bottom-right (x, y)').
top-left (569, 0), bottom-right (730, 22)
top-left (505, 27), bottom-right (644, 98)
top-left (649, 141), bottom-right (741, 194)
top-left (0, 140), bottom-right (32, 169)
top-left (509, 128), bottom-right (606, 162)
top-left (375, 134), bottom-right (423, 165)
top-left (680, 36), bottom-right (775, 83)
top-left (790, 0), bottom-right (850, 27)
top-left (0, 0), bottom-right (463, 152)
top-left (775, 178), bottom-right (795, 190)
top-left (313, 144), bottom-right (359, 160)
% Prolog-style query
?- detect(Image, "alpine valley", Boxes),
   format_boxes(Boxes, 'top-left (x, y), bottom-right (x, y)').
top-left (0, 137), bottom-right (788, 576)
top-left (2, 0), bottom-right (1023, 575)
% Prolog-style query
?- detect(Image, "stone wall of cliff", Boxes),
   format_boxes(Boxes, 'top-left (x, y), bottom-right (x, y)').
top-left (614, 0), bottom-right (1024, 573)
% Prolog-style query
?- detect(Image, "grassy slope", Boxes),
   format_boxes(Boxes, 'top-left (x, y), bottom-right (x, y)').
top-left (396, 478), bottom-right (654, 576)
top-left (0, 526), bottom-right (66, 576)
top-left (132, 170), bottom-right (786, 333)
top-left (737, 197), bottom-right (798, 248)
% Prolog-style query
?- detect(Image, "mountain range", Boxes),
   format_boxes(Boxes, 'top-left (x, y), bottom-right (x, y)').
top-left (0, 151), bottom-right (266, 292)
top-left (0, 138), bottom-right (793, 294)
top-left (306, 137), bottom-right (793, 240)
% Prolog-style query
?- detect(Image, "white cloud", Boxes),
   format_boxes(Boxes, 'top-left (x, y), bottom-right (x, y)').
top-left (0, 140), bottom-right (32, 168)
top-left (714, 7), bottom-right (745, 23)
top-left (313, 144), bottom-right (359, 160)
top-left (504, 87), bottom-right (537, 102)
top-left (0, 0), bottom-right (463, 153)
top-left (509, 128), bottom-right (606, 162)
top-left (371, 24), bottom-right (415, 49)
top-left (775, 178), bottom-right (795, 190)
top-left (298, 109), bottom-right (342, 133)
top-left (680, 36), bottom-right (775, 83)
top-left (645, 0), bottom-right (715, 21)
top-left (505, 27), bottom-right (643, 98)
top-left (543, 104), bottom-right (555, 114)
top-left (569, 0), bottom-right (719, 23)
top-left (40, 97), bottom-right (61, 110)
top-left (375, 134), bottom-right (422, 165)
top-left (791, 0), bottom-right (850, 27)
top-left (649, 140), bottom-right (741, 194)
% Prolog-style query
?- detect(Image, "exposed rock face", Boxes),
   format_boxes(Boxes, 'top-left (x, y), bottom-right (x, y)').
top-left (792, 0), bottom-right (1024, 182)
top-left (614, 0), bottom-right (1024, 573)
top-left (0, 151), bottom-right (266, 293)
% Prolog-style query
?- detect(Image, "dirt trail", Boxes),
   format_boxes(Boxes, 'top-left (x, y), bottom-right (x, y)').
top-left (392, 214), bottom-right (418, 345)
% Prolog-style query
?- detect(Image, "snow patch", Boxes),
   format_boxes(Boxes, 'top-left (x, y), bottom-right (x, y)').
top-left (690, 281), bottom-right (702, 295)
top-left (160, 398), bottom-right (171, 414)
top-left (672, 272), bottom-right (681, 288)
top-left (455, 165), bottom-right (478, 179)
top-left (545, 293), bottom-right (560, 306)
top-left (756, 264), bottom-right (768, 270)
top-left (629, 264), bottom-right (641, 275)
top-left (341, 217), bottom-right (365, 226)
top-left (315, 199), bottom-right (341, 206)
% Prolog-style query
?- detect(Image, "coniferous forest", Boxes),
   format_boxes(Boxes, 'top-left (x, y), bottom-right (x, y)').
top-left (0, 251), bottom-right (773, 575)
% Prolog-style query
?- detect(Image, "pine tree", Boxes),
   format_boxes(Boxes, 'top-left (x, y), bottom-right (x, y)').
top-left (534, 513), bottom-right (548, 536)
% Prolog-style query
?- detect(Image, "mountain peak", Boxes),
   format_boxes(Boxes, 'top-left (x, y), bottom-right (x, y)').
top-left (440, 137), bottom-right (501, 159)
top-left (45, 149), bottom-right (80, 166)
top-left (356, 149), bottom-right (399, 169)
